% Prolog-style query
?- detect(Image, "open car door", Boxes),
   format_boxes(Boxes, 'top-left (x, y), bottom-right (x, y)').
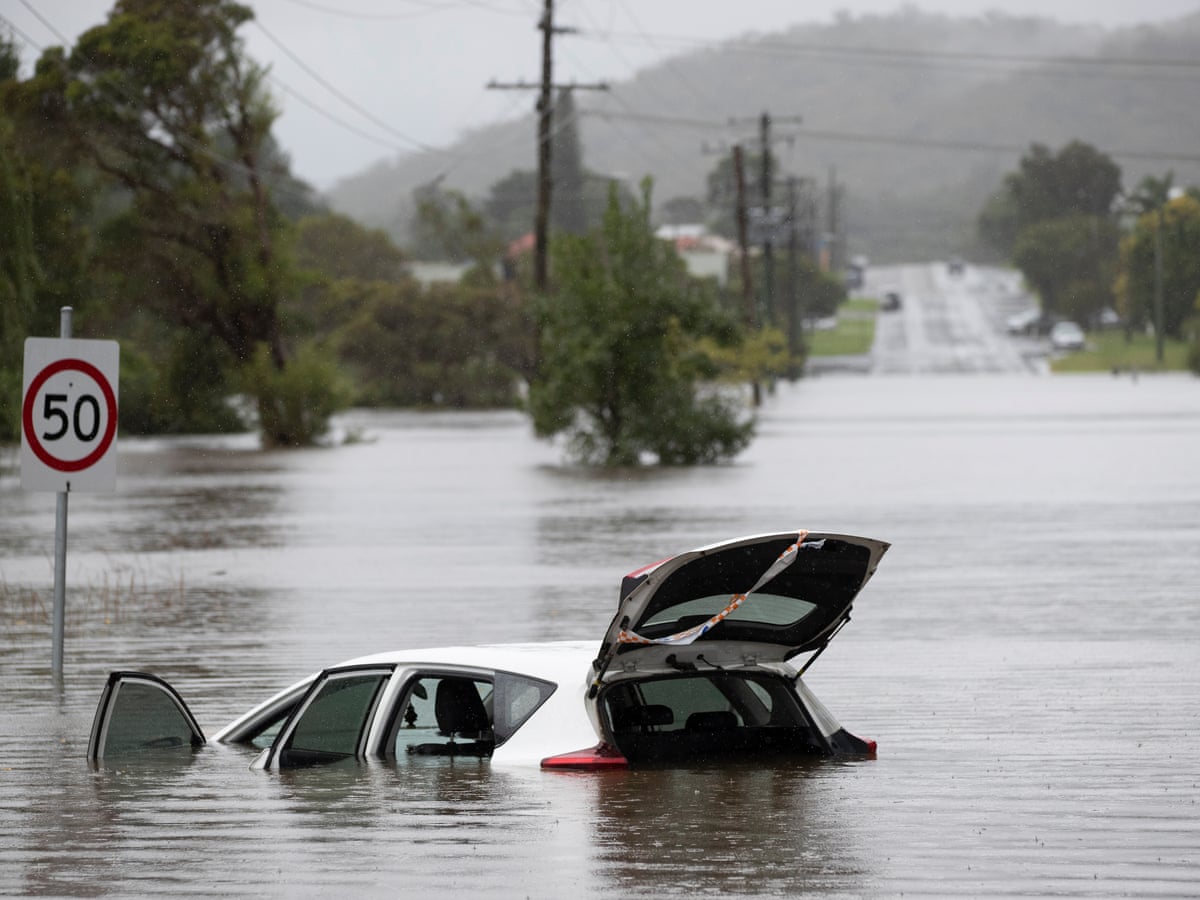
top-left (87, 671), bottom-right (205, 764)
top-left (254, 664), bottom-right (396, 770)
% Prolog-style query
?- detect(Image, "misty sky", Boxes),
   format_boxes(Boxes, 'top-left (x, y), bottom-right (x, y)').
top-left (5, 0), bottom-right (1199, 188)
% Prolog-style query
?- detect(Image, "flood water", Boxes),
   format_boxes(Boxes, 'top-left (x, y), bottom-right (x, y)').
top-left (1, 373), bottom-right (1198, 897)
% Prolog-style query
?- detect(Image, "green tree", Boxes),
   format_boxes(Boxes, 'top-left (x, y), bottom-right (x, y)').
top-left (17, 0), bottom-right (333, 445)
top-left (979, 141), bottom-right (1122, 259)
top-left (1116, 192), bottom-right (1200, 341)
top-left (333, 280), bottom-right (530, 408)
top-left (1012, 214), bottom-right (1118, 322)
top-left (1, 37), bottom-right (96, 440)
top-left (529, 182), bottom-right (752, 466)
top-left (704, 148), bottom-right (772, 239)
top-left (410, 183), bottom-right (503, 270)
top-left (484, 169), bottom-right (539, 242)
top-left (1008, 141), bottom-right (1122, 227)
top-left (295, 213), bottom-right (406, 283)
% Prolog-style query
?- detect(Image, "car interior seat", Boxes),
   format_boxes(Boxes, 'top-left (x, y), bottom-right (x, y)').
top-left (408, 678), bottom-right (494, 757)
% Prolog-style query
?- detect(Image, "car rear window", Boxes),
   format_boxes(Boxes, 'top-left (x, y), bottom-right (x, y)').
top-left (641, 592), bottom-right (817, 629)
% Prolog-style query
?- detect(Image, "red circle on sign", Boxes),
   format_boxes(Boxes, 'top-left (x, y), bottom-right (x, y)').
top-left (22, 358), bottom-right (118, 472)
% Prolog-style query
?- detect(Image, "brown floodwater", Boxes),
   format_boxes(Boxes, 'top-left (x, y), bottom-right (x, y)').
top-left (1, 373), bottom-right (1197, 897)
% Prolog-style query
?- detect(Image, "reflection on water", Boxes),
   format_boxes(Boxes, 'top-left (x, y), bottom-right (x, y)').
top-left (589, 761), bottom-right (874, 896)
top-left (1, 375), bottom-right (1198, 896)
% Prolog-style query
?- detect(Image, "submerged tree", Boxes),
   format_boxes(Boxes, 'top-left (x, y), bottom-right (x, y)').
top-left (528, 182), bottom-right (753, 466)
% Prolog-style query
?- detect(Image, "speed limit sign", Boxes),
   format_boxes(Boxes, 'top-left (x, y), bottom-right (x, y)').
top-left (21, 337), bottom-right (120, 492)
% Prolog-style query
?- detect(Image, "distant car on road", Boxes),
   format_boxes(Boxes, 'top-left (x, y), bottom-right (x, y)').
top-left (1006, 308), bottom-right (1042, 335)
top-left (1050, 320), bottom-right (1086, 352)
top-left (881, 291), bottom-right (902, 312)
top-left (948, 257), bottom-right (965, 275)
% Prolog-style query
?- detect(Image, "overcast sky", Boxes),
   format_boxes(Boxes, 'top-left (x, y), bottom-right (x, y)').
top-left (5, 0), bottom-right (1199, 188)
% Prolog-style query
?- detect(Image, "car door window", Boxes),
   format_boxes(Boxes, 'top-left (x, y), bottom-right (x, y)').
top-left (391, 675), bottom-right (494, 760)
top-left (275, 671), bottom-right (389, 768)
top-left (88, 672), bottom-right (205, 763)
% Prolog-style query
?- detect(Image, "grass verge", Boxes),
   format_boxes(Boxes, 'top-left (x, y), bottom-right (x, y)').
top-left (808, 303), bottom-right (877, 356)
top-left (1050, 330), bottom-right (1192, 373)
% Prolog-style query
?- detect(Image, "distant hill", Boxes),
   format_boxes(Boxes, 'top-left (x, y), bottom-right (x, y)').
top-left (324, 9), bottom-right (1200, 264)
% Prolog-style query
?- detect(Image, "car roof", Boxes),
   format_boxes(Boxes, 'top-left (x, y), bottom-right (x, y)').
top-left (336, 641), bottom-right (597, 681)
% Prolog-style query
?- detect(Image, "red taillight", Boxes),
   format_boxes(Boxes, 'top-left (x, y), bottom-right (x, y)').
top-left (865, 739), bottom-right (878, 755)
top-left (541, 743), bottom-right (629, 770)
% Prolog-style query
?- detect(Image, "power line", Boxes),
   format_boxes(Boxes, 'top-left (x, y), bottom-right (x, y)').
top-left (251, 18), bottom-right (441, 154)
top-left (577, 28), bottom-right (1200, 75)
top-left (581, 109), bottom-right (1200, 166)
top-left (278, 0), bottom-right (533, 18)
top-left (0, 12), bottom-right (45, 54)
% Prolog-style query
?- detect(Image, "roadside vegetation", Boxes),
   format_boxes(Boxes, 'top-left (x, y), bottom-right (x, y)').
top-left (1050, 330), bottom-right (1192, 374)
top-left (5, 5), bottom-right (1190, 468)
top-left (0, 2), bottom-right (839, 465)
top-left (978, 141), bottom-right (1200, 375)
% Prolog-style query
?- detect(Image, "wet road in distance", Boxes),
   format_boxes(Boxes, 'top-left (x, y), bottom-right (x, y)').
top-left (866, 263), bottom-right (1045, 374)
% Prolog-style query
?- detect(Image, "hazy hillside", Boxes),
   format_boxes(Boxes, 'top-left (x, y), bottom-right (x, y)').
top-left (325, 9), bottom-right (1200, 263)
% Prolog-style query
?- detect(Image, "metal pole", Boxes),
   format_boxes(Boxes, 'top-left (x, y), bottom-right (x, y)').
top-left (51, 306), bottom-right (72, 678)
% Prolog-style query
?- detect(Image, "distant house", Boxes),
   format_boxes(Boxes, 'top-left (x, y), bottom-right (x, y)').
top-left (655, 225), bottom-right (734, 287)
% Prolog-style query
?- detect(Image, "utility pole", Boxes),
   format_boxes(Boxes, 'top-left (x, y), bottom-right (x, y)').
top-left (826, 165), bottom-right (842, 275)
top-left (733, 144), bottom-right (762, 408)
top-left (487, 0), bottom-right (606, 291)
top-left (729, 111), bottom-right (801, 325)
top-left (785, 176), bottom-right (803, 374)
top-left (760, 113), bottom-right (775, 325)
top-left (732, 145), bottom-right (755, 330)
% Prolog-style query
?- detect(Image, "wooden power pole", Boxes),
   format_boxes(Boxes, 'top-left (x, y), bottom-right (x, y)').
top-left (488, 0), bottom-right (606, 291)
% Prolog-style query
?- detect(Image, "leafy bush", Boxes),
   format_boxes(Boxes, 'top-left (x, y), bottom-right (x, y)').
top-left (241, 342), bottom-right (351, 447)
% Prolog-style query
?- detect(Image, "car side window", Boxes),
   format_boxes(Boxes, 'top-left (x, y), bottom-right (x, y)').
top-left (390, 675), bottom-right (495, 760)
top-left (276, 671), bottom-right (388, 768)
top-left (491, 671), bottom-right (556, 744)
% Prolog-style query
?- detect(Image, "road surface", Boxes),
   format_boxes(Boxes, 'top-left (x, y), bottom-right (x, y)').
top-left (815, 262), bottom-right (1049, 375)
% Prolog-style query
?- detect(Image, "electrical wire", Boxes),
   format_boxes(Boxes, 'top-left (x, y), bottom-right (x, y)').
top-left (251, 18), bottom-right (442, 154)
top-left (577, 27), bottom-right (1200, 75)
top-left (276, 0), bottom-right (534, 20)
top-left (580, 108), bottom-right (1200, 166)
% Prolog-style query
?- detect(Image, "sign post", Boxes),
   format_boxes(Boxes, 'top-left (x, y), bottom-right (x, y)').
top-left (21, 309), bottom-right (120, 677)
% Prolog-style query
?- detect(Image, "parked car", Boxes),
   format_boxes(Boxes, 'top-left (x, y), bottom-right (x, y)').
top-left (89, 531), bottom-right (890, 771)
top-left (1050, 320), bottom-right (1086, 352)
top-left (1006, 307), bottom-right (1042, 335)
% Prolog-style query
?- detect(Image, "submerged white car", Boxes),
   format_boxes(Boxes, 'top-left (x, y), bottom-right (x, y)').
top-left (89, 530), bottom-right (890, 770)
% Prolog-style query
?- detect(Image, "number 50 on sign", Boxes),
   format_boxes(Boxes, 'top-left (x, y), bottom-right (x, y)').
top-left (21, 338), bottom-right (120, 493)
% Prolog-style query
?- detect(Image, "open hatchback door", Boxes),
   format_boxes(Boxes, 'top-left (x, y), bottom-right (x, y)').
top-left (87, 671), bottom-right (205, 764)
top-left (564, 531), bottom-right (891, 767)
top-left (595, 530), bottom-right (890, 673)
